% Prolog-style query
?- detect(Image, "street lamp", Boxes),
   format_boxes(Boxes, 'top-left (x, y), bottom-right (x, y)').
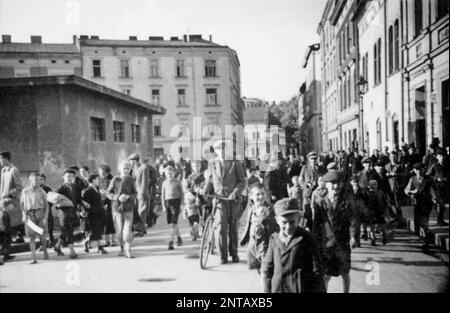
top-left (358, 76), bottom-right (368, 150)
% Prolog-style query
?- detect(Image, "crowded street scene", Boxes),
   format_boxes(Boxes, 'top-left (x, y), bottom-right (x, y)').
top-left (0, 0), bottom-right (449, 295)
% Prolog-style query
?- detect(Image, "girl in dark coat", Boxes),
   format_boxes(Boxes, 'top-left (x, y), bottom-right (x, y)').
top-left (82, 174), bottom-right (107, 254)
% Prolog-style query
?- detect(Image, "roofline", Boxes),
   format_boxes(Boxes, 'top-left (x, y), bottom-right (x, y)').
top-left (79, 38), bottom-right (229, 49)
top-left (0, 75), bottom-right (166, 115)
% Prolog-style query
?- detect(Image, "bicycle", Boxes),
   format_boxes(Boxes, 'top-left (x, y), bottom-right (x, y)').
top-left (199, 194), bottom-right (233, 269)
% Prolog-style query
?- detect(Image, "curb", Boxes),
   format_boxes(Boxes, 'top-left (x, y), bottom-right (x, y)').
top-left (406, 218), bottom-right (449, 252)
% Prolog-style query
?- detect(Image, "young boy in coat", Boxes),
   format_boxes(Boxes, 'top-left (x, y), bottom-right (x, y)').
top-left (261, 198), bottom-right (325, 293)
top-left (366, 180), bottom-right (389, 246)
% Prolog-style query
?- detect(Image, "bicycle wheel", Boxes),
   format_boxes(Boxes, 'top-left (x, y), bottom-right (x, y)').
top-left (200, 216), bottom-right (214, 269)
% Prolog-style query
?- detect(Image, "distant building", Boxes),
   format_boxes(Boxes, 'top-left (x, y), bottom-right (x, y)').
top-left (298, 43), bottom-right (322, 155)
top-left (0, 35), bottom-right (82, 77)
top-left (242, 97), bottom-right (269, 159)
top-left (0, 75), bottom-right (165, 188)
top-left (78, 34), bottom-right (243, 159)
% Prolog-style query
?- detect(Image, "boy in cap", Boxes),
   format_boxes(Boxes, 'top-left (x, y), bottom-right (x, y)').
top-left (315, 170), bottom-right (357, 293)
top-left (261, 197), bottom-right (325, 293)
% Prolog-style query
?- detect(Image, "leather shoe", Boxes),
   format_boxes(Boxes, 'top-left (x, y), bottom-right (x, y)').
top-left (220, 258), bottom-right (228, 264)
top-left (232, 256), bottom-right (240, 263)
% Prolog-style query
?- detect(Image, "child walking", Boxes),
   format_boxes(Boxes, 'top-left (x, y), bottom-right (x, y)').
top-left (185, 160), bottom-right (204, 241)
top-left (20, 172), bottom-right (49, 264)
top-left (161, 165), bottom-right (184, 250)
top-left (240, 183), bottom-right (278, 272)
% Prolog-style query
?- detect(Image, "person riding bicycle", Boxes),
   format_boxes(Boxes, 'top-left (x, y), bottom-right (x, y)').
top-left (205, 140), bottom-right (246, 264)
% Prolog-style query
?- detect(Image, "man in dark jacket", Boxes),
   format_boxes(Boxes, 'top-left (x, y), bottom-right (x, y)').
top-left (264, 156), bottom-right (289, 203)
top-left (261, 198), bottom-right (325, 293)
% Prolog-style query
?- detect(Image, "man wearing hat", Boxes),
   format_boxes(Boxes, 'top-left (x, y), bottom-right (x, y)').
top-left (261, 198), bottom-right (325, 293)
top-left (315, 170), bottom-right (357, 293)
top-left (128, 153), bottom-right (150, 237)
top-left (404, 163), bottom-right (437, 253)
top-left (426, 149), bottom-right (448, 226)
top-left (357, 157), bottom-right (374, 193)
top-left (299, 152), bottom-right (324, 212)
top-left (206, 140), bottom-right (246, 264)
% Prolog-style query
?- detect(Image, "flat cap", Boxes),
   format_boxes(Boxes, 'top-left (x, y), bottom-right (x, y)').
top-left (361, 156), bottom-right (371, 164)
top-left (413, 162), bottom-right (423, 170)
top-left (307, 151), bottom-right (318, 159)
top-left (327, 162), bottom-right (337, 170)
top-left (274, 198), bottom-right (301, 216)
top-left (322, 170), bottom-right (343, 183)
top-left (127, 153), bottom-right (141, 161)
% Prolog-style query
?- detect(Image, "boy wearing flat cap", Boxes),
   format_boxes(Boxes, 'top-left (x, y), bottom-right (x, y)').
top-left (404, 162), bottom-right (437, 253)
top-left (315, 171), bottom-right (357, 293)
top-left (261, 198), bottom-right (325, 293)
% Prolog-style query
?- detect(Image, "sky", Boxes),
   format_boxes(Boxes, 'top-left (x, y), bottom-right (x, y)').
top-left (0, 0), bottom-right (327, 102)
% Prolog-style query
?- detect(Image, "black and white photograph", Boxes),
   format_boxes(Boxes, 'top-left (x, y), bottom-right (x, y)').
top-left (0, 0), bottom-right (449, 296)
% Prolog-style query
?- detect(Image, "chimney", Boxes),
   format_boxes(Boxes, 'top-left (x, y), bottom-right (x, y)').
top-left (90, 35), bottom-right (99, 39)
top-left (30, 35), bottom-right (42, 44)
top-left (183, 34), bottom-right (187, 42)
top-left (209, 35), bottom-right (212, 42)
top-left (2, 34), bottom-right (11, 43)
top-left (129, 36), bottom-right (138, 40)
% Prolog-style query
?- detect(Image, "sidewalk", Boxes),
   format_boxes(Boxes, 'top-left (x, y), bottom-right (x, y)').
top-left (402, 205), bottom-right (449, 252)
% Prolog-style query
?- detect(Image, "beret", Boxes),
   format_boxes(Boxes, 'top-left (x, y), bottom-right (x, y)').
top-left (413, 162), bottom-right (423, 170)
top-left (274, 198), bottom-right (301, 216)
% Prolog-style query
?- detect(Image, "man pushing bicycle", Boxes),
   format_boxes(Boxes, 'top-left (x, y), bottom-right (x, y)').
top-left (205, 140), bottom-right (246, 264)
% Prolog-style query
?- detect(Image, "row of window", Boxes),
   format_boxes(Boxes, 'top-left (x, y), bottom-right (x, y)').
top-left (92, 59), bottom-right (218, 79)
top-left (90, 117), bottom-right (141, 143)
top-left (328, 128), bottom-right (358, 151)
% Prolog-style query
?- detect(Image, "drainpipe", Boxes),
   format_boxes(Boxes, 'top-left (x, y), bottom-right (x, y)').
top-left (400, 0), bottom-right (405, 146)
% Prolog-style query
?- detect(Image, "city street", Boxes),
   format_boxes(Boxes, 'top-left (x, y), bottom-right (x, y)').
top-left (0, 210), bottom-right (448, 293)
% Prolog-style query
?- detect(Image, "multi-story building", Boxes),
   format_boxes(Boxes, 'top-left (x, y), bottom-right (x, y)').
top-left (78, 34), bottom-right (243, 159)
top-left (242, 97), bottom-right (269, 159)
top-left (318, 0), bottom-right (360, 152)
top-left (402, 0), bottom-right (449, 154)
top-left (0, 35), bottom-right (82, 77)
top-left (298, 43), bottom-right (322, 155)
top-left (353, 0), bottom-right (404, 152)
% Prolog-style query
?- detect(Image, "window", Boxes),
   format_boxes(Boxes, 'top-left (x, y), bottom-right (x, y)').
top-left (150, 60), bottom-right (159, 77)
top-left (388, 25), bottom-right (394, 74)
top-left (394, 20), bottom-right (400, 71)
top-left (373, 39), bottom-right (382, 84)
top-left (120, 87), bottom-right (131, 95)
top-left (178, 89), bottom-right (186, 106)
top-left (364, 52), bottom-right (369, 84)
top-left (437, 0), bottom-right (449, 20)
top-left (176, 60), bottom-right (185, 77)
top-left (206, 88), bottom-right (218, 105)
top-left (152, 89), bottom-right (160, 106)
top-left (113, 121), bottom-right (125, 142)
top-left (346, 24), bottom-right (351, 52)
top-left (414, 0), bottom-right (423, 37)
top-left (92, 60), bottom-right (101, 77)
top-left (90, 117), bottom-right (105, 141)
top-left (154, 119), bottom-right (161, 136)
top-left (205, 60), bottom-right (216, 77)
top-left (131, 124), bottom-right (141, 143)
top-left (120, 59), bottom-right (130, 77)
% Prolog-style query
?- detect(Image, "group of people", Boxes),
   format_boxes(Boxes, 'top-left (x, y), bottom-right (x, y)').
top-left (0, 137), bottom-right (448, 292)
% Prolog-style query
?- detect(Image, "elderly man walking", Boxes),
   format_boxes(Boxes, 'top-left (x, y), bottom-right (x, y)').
top-left (128, 153), bottom-right (150, 237)
top-left (206, 140), bottom-right (246, 264)
top-left (299, 152), bottom-right (324, 212)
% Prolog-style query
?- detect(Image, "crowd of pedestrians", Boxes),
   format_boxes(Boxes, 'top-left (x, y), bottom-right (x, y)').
top-left (0, 138), bottom-right (448, 292)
